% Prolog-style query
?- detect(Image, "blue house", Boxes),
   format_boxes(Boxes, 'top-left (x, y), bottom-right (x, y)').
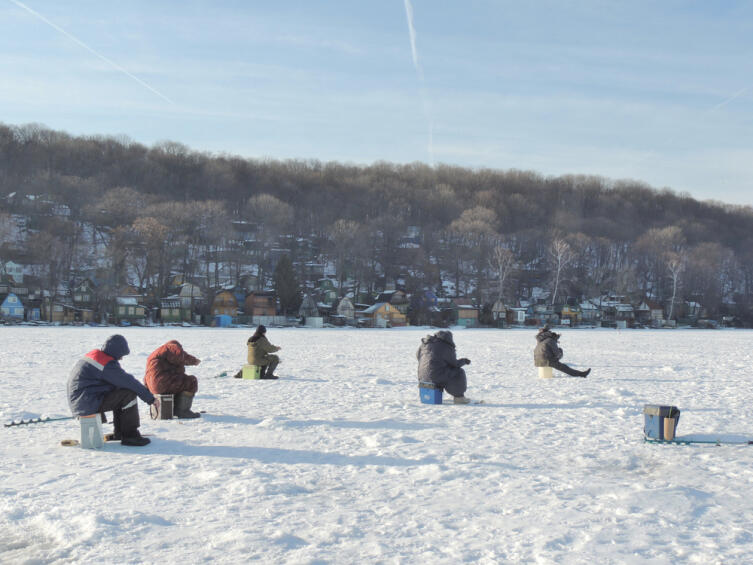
top-left (0, 292), bottom-right (25, 320)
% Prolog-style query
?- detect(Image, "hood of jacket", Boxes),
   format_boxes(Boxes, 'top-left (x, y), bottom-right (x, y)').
top-left (536, 329), bottom-right (559, 343)
top-left (102, 334), bottom-right (130, 359)
top-left (421, 330), bottom-right (455, 348)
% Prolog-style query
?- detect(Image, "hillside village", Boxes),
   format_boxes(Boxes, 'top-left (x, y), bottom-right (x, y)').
top-left (0, 206), bottom-right (722, 330)
top-left (2, 124), bottom-right (753, 330)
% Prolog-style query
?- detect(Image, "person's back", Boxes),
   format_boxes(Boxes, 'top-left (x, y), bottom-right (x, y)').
top-left (416, 330), bottom-right (470, 402)
top-left (144, 340), bottom-right (201, 418)
top-left (67, 334), bottom-right (154, 446)
top-left (417, 333), bottom-right (453, 383)
top-left (533, 327), bottom-right (590, 378)
top-left (144, 340), bottom-right (199, 393)
top-left (246, 324), bottom-right (281, 379)
top-left (533, 328), bottom-right (562, 367)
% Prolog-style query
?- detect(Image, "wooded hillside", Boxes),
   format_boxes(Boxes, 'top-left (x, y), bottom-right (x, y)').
top-left (2, 122), bottom-right (753, 323)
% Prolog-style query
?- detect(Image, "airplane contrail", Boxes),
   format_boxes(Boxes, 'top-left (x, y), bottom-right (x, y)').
top-left (711, 86), bottom-right (749, 112)
top-left (403, 0), bottom-right (434, 165)
top-left (403, 0), bottom-right (422, 80)
top-left (9, 0), bottom-right (175, 105)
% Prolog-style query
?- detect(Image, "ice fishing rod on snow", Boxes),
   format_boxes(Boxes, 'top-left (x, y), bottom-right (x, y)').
top-left (4, 416), bottom-right (74, 427)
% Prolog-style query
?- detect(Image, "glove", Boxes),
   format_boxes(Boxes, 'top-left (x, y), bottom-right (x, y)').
top-left (459, 358), bottom-right (471, 366)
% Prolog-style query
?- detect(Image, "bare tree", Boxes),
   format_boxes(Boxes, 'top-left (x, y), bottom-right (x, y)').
top-left (25, 231), bottom-right (68, 321)
top-left (131, 217), bottom-right (171, 297)
top-left (549, 238), bottom-right (572, 306)
top-left (489, 243), bottom-right (516, 302)
top-left (246, 193), bottom-right (294, 288)
top-left (0, 212), bottom-right (14, 271)
top-left (448, 207), bottom-right (497, 299)
top-left (329, 219), bottom-right (361, 294)
top-left (666, 252), bottom-right (686, 322)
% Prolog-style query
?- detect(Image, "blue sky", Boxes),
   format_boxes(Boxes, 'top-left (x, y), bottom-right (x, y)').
top-left (2, 1), bottom-right (752, 205)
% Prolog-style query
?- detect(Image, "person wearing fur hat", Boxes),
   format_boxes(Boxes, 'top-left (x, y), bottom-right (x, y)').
top-left (534, 326), bottom-right (591, 377)
top-left (416, 330), bottom-right (473, 404)
top-left (67, 334), bottom-right (156, 446)
top-left (244, 325), bottom-right (281, 379)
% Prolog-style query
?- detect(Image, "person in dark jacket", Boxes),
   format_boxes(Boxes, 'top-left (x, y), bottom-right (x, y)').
top-left (416, 330), bottom-right (473, 404)
top-left (533, 326), bottom-right (591, 377)
top-left (144, 340), bottom-right (201, 418)
top-left (67, 334), bottom-right (155, 446)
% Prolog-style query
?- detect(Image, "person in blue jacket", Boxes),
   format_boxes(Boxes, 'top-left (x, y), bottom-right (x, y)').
top-left (67, 334), bottom-right (157, 446)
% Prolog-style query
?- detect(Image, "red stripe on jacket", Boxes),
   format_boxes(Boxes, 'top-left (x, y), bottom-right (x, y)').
top-left (84, 349), bottom-right (115, 371)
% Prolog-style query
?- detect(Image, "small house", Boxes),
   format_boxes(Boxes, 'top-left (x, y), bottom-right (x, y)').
top-left (298, 294), bottom-right (320, 319)
top-left (159, 297), bottom-right (184, 324)
top-left (72, 279), bottom-right (95, 311)
top-left (317, 279), bottom-right (338, 305)
top-left (507, 307), bottom-right (527, 326)
top-left (245, 292), bottom-right (277, 318)
top-left (115, 296), bottom-right (147, 325)
top-left (635, 300), bottom-right (664, 327)
top-left (336, 297), bottom-right (356, 322)
top-left (211, 290), bottom-right (239, 317)
top-left (491, 300), bottom-right (507, 326)
top-left (358, 302), bottom-right (407, 328)
top-left (456, 305), bottom-right (479, 328)
top-left (375, 290), bottom-right (410, 315)
top-left (299, 294), bottom-right (324, 327)
top-left (179, 283), bottom-right (203, 309)
top-left (24, 297), bottom-right (41, 321)
top-left (684, 301), bottom-right (704, 319)
top-left (0, 292), bottom-right (24, 320)
top-left (3, 261), bottom-right (24, 283)
top-left (560, 304), bottom-right (582, 326)
top-left (579, 300), bottom-right (601, 323)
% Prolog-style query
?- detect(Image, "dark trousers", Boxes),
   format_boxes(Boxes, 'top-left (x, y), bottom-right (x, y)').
top-left (264, 355), bottom-right (279, 376)
top-left (432, 368), bottom-right (467, 398)
top-left (99, 388), bottom-right (141, 436)
top-left (550, 360), bottom-right (584, 377)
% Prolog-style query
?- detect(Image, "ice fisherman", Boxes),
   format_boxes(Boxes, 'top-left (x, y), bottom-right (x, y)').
top-left (416, 330), bottom-right (473, 404)
top-left (144, 340), bottom-right (202, 418)
top-left (67, 334), bottom-right (156, 446)
top-left (243, 324), bottom-right (281, 379)
top-left (533, 326), bottom-right (591, 378)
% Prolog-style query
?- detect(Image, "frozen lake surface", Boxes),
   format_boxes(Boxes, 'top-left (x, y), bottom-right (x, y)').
top-left (2, 326), bottom-right (753, 564)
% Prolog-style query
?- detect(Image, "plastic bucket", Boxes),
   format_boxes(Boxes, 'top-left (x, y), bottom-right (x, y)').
top-left (150, 394), bottom-right (174, 420)
top-left (80, 414), bottom-right (104, 449)
top-left (663, 417), bottom-right (678, 441)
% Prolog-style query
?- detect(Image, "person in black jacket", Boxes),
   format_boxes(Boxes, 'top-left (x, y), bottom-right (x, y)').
top-left (417, 330), bottom-right (473, 404)
top-left (67, 334), bottom-right (157, 446)
top-left (533, 326), bottom-right (590, 378)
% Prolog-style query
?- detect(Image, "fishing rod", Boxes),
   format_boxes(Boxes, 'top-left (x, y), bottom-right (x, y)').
top-left (645, 437), bottom-right (753, 446)
top-left (4, 416), bottom-right (75, 428)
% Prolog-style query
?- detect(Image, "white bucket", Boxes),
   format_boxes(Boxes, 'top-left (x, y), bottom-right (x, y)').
top-left (538, 366), bottom-right (553, 378)
top-left (80, 415), bottom-right (104, 449)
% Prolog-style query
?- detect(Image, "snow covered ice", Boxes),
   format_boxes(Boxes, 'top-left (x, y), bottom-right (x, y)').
top-left (3, 326), bottom-right (753, 563)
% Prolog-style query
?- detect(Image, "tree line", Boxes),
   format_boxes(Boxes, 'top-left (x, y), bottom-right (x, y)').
top-left (2, 122), bottom-right (753, 323)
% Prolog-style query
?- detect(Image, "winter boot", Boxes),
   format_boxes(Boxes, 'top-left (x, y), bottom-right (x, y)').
top-left (453, 396), bottom-right (471, 404)
top-left (174, 391), bottom-right (201, 419)
top-left (121, 431), bottom-right (151, 446)
top-left (579, 368), bottom-right (591, 378)
top-left (260, 365), bottom-right (278, 380)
